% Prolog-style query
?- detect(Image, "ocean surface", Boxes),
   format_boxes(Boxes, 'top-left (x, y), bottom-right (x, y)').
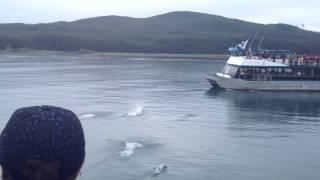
top-left (0, 52), bottom-right (320, 180)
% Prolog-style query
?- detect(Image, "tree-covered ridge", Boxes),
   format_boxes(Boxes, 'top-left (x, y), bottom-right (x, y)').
top-left (0, 11), bottom-right (319, 54)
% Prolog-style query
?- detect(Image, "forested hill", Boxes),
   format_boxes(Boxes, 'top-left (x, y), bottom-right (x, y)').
top-left (0, 11), bottom-right (320, 54)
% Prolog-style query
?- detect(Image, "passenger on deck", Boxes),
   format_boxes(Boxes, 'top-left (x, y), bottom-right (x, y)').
top-left (0, 106), bottom-right (85, 180)
top-left (240, 71), bottom-right (245, 79)
top-left (297, 72), bottom-right (302, 77)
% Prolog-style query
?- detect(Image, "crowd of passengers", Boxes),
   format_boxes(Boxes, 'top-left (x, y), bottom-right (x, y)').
top-left (235, 68), bottom-right (311, 79)
top-left (234, 51), bottom-right (320, 62)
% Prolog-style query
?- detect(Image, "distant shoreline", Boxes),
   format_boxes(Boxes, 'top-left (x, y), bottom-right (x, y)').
top-left (88, 52), bottom-right (229, 59)
top-left (0, 50), bottom-right (229, 60)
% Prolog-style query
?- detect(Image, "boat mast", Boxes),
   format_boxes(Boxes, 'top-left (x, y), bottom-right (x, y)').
top-left (258, 28), bottom-right (268, 51)
top-left (248, 30), bottom-right (260, 51)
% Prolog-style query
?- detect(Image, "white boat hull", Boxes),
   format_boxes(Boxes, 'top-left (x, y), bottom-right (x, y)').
top-left (207, 74), bottom-right (320, 91)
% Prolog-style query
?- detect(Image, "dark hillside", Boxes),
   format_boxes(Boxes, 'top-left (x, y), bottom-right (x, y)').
top-left (0, 11), bottom-right (319, 54)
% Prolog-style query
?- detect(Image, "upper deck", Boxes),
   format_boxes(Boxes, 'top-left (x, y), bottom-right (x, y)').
top-left (226, 56), bottom-right (288, 67)
top-left (227, 40), bottom-right (320, 68)
top-left (226, 56), bottom-right (320, 68)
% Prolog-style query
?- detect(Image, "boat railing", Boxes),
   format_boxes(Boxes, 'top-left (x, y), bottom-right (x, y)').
top-left (288, 61), bottom-right (320, 68)
top-left (252, 74), bottom-right (272, 81)
top-left (239, 74), bottom-right (272, 81)
top-left (246, 57), bottom-right (320, 67)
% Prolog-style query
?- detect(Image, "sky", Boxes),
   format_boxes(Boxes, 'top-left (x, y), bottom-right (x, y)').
top-left (1, 0), bottom-right (319, 31)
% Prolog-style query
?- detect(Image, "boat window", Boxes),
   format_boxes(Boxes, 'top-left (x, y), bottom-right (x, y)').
top-left (229, 66), bottom-right (239, 76)
top-left (223, 64), bottom-right (233, 74)
top-left (223, 64), bottom-right (239, 76)
top-left (236, 65), bottom-right (320, 80)
top-left (285, 68), bottom-right (292, 73)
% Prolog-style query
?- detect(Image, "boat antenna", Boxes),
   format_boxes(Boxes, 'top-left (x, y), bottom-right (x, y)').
top-left (258, 28), bottom-right (268, 50)
top-left (248, 30), bottom-right (260, 51)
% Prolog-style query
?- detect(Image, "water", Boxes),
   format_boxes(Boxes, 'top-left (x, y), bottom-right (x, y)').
top-left (0, 52), bottom-right (320, 180)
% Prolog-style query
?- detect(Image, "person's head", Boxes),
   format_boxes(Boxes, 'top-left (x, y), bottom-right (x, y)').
top-left (0, 106), bottom-right (85, 180)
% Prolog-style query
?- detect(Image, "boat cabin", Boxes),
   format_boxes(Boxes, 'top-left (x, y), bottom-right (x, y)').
top-left (223, 58), bottom-right (320, 81)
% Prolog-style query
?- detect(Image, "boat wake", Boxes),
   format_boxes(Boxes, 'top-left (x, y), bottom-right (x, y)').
top-left (126, 104), bottom-right (145, 117)
top-left (119, 142), bottom-right (143, 157)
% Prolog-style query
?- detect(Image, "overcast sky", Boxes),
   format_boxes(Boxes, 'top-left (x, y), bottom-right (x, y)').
top-left (1, 0), bottom-right (319, 30)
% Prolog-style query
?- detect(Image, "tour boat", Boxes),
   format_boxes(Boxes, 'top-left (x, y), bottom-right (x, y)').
top-left (207, 40), bottom-right (320, 91)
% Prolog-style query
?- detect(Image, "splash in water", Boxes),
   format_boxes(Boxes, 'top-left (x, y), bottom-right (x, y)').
top-left (126, 104), bottom-right (144, 117)
top-left (79, 113), bottom-right (96, 120)
top-left (152, 164), bottom-right (168, 177)
top-left (119, 142), bottom-right (143, 157)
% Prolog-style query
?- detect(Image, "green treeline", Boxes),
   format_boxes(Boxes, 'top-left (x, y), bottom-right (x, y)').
top-left (0, 11), bottom-right (319, 54)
